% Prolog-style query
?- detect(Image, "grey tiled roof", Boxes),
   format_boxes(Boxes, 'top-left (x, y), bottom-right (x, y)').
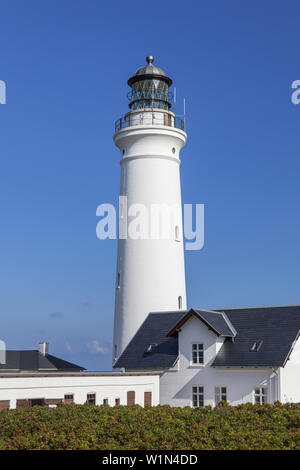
top-left (114, 306), bottom-right (300, 369)
top-left (0, 351), bottom-right (85, 372)
top-left (212, 306), bottom-right (300, 367)
top-left (114, 311), bottom-right (187, 369)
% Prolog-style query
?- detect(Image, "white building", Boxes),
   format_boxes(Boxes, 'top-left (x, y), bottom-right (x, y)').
top-left (1, 57), bottom-right (300, 410)
top-left (0, 342), bottom-right (160, 410)
top-left (0, 372), bottom-right (160, 411)
top-left (115, 307), bottom-right (300, 406)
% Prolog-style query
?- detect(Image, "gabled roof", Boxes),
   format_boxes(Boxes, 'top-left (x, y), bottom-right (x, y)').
top-left (114, 311), bottom-right (188, 369)
top-left (114, 305), bottom-right (300, 369)
top-left (166, 308), bottom-right (236, 338)
top-left (0, 350), bottom-right (85, 372)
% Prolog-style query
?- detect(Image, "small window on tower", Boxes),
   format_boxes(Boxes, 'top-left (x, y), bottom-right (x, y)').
top-left (172, 147), bottom-right (176, 154)
top-left (117, 273), bottom-right (120, 289)
top-left (175, 225), bottom-right (180, 241)
top-left (178, 296), bottom-right (182, 310)
top-left (122, 149), bottom-right (125, 155)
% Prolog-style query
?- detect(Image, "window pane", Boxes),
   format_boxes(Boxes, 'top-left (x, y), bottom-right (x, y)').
top-left (192, 386), bottom-right (204, 407)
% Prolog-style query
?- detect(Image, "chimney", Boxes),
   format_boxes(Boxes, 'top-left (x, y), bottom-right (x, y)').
top-left (38, 342), bottom-right (49, 356)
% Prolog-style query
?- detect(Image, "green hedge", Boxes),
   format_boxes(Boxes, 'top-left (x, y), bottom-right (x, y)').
top-left (0, 402), bottom-right (300, 450)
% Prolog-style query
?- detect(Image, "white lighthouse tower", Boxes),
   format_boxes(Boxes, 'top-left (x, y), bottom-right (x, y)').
top-left (113, 56), bottom-right (187, 362)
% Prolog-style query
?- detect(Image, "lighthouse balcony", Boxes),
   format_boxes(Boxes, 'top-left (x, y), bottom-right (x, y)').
top-left (115, 109), bottom-right (185, 133)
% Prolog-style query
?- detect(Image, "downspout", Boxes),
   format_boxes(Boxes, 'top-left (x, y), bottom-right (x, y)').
top-left (272, 368), bottom-right (281, 403)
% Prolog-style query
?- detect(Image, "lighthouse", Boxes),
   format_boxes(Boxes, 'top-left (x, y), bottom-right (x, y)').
top-left (113, 56), bottom-right (187, 362)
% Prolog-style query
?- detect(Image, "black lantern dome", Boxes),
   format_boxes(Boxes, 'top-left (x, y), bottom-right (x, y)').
top-left (127, 56), bottom-right (173, 110)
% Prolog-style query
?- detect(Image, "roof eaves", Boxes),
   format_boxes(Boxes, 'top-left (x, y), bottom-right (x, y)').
top-left (166, 309), bottom-right (198, 338)
top-left (282, 330), bottom-right (300, 368)
top-left (220, 311), bottom-right (237, 337)
top-left (193, 309), bottom-right (236, 337)
top-left (192, 309), bottom-right (223, 336)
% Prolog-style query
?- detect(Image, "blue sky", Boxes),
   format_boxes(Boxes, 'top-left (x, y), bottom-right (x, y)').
top-left (1, 0), bottom-right (300, 370)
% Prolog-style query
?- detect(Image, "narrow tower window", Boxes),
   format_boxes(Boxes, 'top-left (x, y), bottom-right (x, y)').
top-left (178, 296), bottom-right (182, 310)
top-left (175, 225), bottom-right (180, 241)
top-left (117, 273), bottom-right (120, 289)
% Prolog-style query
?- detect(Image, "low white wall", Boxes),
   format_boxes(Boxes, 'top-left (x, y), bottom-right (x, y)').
top-left (0, 373), bottom-right (160, 409)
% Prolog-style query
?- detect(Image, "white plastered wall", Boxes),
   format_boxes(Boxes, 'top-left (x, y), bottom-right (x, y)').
top-left (0, 373), bottom-right (160, 409)
top-left (113, 123), bottom-right (187, 359)
top-left (160, 316), bottom-right (277, 407)
top-left (279, 336), bottom-right (300, 403)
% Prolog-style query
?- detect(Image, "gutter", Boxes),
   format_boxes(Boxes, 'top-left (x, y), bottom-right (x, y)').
top-left (271, 367), bottom-right (281, 403)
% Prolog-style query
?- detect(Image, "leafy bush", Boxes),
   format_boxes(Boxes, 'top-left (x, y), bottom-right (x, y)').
top-left (0, 402), bottom-right (300, 450)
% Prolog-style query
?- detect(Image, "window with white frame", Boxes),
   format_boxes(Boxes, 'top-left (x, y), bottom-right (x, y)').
top-left (254, 386), bottom-right (267, 404)
top-left (215, 386), bottom-right (227, 405)
top-left (192, 343), bottom-right (204, 365)
top-left (192, 386), bottom-right (204, 407)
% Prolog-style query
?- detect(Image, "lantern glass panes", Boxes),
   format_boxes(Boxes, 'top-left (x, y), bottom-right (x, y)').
top-left (130, 79), bottom-right (169, 110)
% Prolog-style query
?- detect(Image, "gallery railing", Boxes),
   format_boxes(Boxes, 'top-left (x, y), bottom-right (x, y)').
top-left (115, 111), bottom-right (185, 133)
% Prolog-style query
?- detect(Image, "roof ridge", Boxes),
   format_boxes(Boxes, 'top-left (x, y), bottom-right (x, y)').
top-left (194, 308), bottom-right (224, 315)
top-left (149, 310), bottom-right (189, 315)
top-left (214, 304), bottom-right (300, 311)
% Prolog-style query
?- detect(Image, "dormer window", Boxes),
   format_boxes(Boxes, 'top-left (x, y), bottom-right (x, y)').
top-left (146, 343), bottom-right (158, 353)
top-left (250, 340), bottom-right (263, 352)
top-left (192, 343), bottom-right (204, 365)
